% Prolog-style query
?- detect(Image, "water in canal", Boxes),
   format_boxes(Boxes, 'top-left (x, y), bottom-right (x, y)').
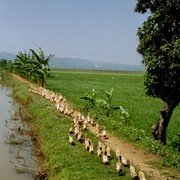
top-left (0, 84), bottom-right (38, 179)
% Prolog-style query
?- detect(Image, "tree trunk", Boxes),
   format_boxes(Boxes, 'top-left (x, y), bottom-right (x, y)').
top-left (151, 101), bottom-right (178, 145)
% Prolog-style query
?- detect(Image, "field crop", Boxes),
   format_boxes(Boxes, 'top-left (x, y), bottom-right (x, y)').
top-left (46, 70), bottom-right (179, 145)
top-left (2, 71), bottom-right (179, 179)
top-left (8, 76), bottom-right (133, 179)
top-left (46, 70), bottom-right (180, 169)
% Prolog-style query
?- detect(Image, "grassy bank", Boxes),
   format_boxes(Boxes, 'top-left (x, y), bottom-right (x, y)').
top-left (2, 73), bottom-right (133, 179)
top-left (46, 70), bottom-right (180, 169)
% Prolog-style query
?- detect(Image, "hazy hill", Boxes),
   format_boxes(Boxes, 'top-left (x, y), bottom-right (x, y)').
top-left (0, 52), bottom-right (16, 60)
top-left (0, 52), bottom-right (144, 71)
top-left (50, 56), bottom-right (144, 71)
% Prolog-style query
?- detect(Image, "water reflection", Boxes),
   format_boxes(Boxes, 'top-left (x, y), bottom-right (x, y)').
top-left (0, 84), bottom-right (37, 179)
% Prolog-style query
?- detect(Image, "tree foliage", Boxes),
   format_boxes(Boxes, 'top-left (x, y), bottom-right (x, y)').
top-left (135, 0), bottom-right (180, 102)
top-left (135, 0), bottom-right (180, 144)
top-left (0, 59), bottom-right (13, 71)
top-left (13, 48), bottom-right (54, 87)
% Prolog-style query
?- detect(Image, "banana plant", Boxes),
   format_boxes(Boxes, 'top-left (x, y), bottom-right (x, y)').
top-left (11, 48), bottom-right (54, 87)
top-left (118, 105), bottom-right (130, 123)
top-left (96, 88), bottom-right (130, 120)
top-left (13, 51), bottom-right (32, 78)
top-left (81, 89), bottom-right (97, 109)
top-left (96, 87), bottom-right (114, 117)
top-left (30, 48), bottom-right (54, 87)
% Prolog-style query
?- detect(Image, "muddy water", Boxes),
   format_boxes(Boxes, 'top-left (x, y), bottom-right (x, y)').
top-left (0, 84), bottom-right (37, 179)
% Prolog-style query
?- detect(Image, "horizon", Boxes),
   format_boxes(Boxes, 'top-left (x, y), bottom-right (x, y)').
top-left (0, 51), bottom-right (143, 67)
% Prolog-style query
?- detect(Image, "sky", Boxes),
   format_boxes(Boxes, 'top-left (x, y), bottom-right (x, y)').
top-left (0, 0), bottom-right (148, 65)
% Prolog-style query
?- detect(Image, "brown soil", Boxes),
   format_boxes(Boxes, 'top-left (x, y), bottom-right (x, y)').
top-left (13, 74), bottom-right (179, 180)
top-left (88, 125), bottom-right (179, 180)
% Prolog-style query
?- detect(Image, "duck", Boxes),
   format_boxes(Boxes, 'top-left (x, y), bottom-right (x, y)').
top-left (59, 105), bottom-right (65, 113)
top-left (55, 103), bottom-right (60, 110)
top-left (121, 153), bottom-right (129, 167)
top-left (77, 131), bottom-right (82, 141)
top-left (69, 134), bottom-right (74, 145)
top-left (101, 143), bottom-right (106, 154)
top-left (85, 137), bottom-right (90, 150)
top-left (95, 123), bottom-right (100, 134)
top-left (102, 127), bottom-right (108, 139)
top-left (116, 158), bottom-right (122, 173)
top-left (83, 121), bottom-right (87, 130)
top-left (74, 126), bottom-right (79, 137)
top-left (102, 152), bottom-right (109, 165)
top-left (137, 165), bottom-right (146, 180)
top-left (89, 142), bottom-right (93, 154)
top-left (69, 126), bottom-right (74, 134)
top-left (130, 162), bottom-right (138, 179)
top-left (64, 106), bottom-right (69, 115)
top-left (81, 115), bottom-right (85, 122)
top-left (87, 114), bottom-right (91, 123)
top-left (97, 147), bottom-right (102, 157)
top-left (90, 118), bottom-right (95, 126)
top-left (98, 140), bottom-right (103, 149)
top-left (116, 149), bottom-right (121, 160)
top-left (106, 144), bottom-right (111, 158)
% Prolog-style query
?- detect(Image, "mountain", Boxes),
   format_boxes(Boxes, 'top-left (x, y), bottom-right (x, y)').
top-left (50, 56), bottom-right (144, 71)
top-left (0, 52), bottom-right (16, 60)
top-left (0, 52), bottom-right (144, 71)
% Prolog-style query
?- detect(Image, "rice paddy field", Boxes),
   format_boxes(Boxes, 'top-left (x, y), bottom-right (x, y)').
top-left (7, 75), bottom-right (133, 179)
top-left (46, 70), bottom-right (180, 150)
top-left (1, 70), bottom-right (179, 179)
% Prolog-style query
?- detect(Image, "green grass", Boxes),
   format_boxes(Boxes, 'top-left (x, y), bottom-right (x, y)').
top-left (47, 70), bottom-right (179, 143)
top-left (10, 77), bottom-right (132, 179)
top-left (46, 70), bottom-right (180, 169)
top-left (1, 70), bottom-right (179, 178)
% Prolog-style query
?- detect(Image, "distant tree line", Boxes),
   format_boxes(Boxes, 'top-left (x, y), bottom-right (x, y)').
top-left (0, 58), bottom-right (13, 71)
top-left (0, 48), bottom-right (54, 87)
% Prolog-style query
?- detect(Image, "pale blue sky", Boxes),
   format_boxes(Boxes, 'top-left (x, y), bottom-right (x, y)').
top-left (0, 0), bottom-right (147, 65)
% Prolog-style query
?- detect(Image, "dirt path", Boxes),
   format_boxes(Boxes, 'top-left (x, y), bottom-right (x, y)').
top-left (13, 74), bottom-right (36, 87)
top-left (88, 125), bottom-right (167, 179)
top-left (13, 74), bottom-right (179, 180)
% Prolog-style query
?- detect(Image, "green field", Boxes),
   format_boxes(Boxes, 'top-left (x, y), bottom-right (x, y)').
top-left (46, 70), bottom-right (180, 170)
top-left (1, 71), bottom-right (179, 179)
top-left (8, 76), bottom-right (132, 179)
top-left (46, 70), bottom-right (179, 145)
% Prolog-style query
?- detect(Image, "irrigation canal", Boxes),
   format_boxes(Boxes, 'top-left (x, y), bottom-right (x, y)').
top-left (0, 84), bottom-right (37, 179)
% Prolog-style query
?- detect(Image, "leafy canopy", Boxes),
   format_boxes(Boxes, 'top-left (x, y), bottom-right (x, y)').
top-left (13, 48), bottom-right (54, 86)
top-left (135, 0), bottom-right (180, 104)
